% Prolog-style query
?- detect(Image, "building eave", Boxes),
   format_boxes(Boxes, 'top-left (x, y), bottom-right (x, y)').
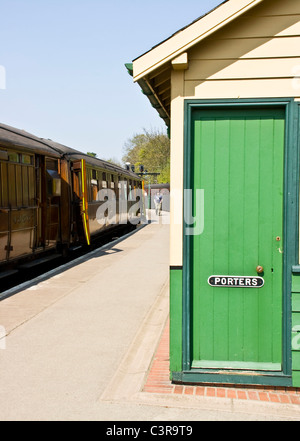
top-left (125, 63), bottom-right (170, 128)
top-left (132, 0), bottom-right (264, 82)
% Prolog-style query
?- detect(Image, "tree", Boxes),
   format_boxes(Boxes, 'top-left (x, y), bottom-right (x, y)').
top-left (103, 157), bottom-right (122, 167)
top-left (87, 152), bottom-right (97, 158)
top-left (122, 128), bottom-right (170, 183)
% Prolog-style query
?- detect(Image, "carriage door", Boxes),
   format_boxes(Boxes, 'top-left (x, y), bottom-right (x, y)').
top-left (72, 159), bottom-right (90, 245)
top-left (189, 106), bottom-right (285, 373)
top-left (45, 158), bottom-right (62, 247)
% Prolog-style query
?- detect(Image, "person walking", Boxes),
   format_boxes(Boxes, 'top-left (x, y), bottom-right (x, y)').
top-left (154, 192), bottom-right (163, 215)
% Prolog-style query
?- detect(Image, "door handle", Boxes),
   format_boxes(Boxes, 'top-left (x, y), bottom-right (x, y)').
top-left (256, 265), bottom-right (264, 274)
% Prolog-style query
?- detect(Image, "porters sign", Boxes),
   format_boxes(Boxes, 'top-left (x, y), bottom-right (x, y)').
top-left (208, 275), bottom-right (264, 288)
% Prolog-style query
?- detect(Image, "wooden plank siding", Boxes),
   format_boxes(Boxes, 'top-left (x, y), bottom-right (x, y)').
top-left (292, 275), bottom-right (300, 386)
top-left (191, 109), bottom-right (284, 369)
top-left (185, 0), bottom-right (300, 99)
top-left (186, 58), bottom-right (300, 81)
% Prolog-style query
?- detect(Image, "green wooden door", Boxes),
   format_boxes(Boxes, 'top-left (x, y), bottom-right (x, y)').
top-left (191, 107), bottom-right (285, 371)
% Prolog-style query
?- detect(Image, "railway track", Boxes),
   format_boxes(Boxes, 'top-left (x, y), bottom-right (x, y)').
top-left (0, 223), bottom-right (138, 296)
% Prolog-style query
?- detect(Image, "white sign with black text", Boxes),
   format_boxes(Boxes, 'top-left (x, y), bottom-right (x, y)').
top-left (208, 275), bottom-right (264, 288)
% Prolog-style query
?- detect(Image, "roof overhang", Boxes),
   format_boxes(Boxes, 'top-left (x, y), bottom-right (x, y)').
top-left (126, 63), bottom-right (170, 128)
top-left (132, 0), bottom-right (264, 82)
top-left (129, 0), bottom-right (265, 129)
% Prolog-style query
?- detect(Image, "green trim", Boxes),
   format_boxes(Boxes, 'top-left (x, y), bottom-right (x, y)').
top-left (293, 312), bottom-right (300, 327)
top-left (172, 371), bottom-right (292, 387)
top-left (170, 268), bottom-right (183, 374)
top-left (283, 98), bottom-right (299, 376)
top-left (292, 293), bottom-right (300, 312)
top-left (181, 98), bottom-right (299, 387)
top-left (293, 103), bottom-right (300, 390)
top-left (293, 371), bottom-right (300, 387)
top-left (125, 63), bottom-right (133, 76)
top-left (292, 274), bottom-right (300, 293)
top-left (182, 102), bottom-right (193, 372)
top-left (192, 361), bottom-right (282, 371)
top-left (293, 352), bottom-right (300, 370)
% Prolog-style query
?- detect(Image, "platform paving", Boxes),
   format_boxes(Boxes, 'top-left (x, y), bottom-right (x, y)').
top-left (144, 320), bottom-right (300, 405)
top-left (0, 210), bottom-right (299, 421)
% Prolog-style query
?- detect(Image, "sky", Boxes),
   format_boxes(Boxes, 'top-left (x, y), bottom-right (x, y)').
top-left (0, 0), bottom-right (222, 163)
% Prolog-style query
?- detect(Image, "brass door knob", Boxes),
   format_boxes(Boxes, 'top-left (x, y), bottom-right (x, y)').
top-left (256, 265), bottom-right (264, 274)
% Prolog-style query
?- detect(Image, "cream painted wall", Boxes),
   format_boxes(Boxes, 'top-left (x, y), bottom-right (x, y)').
top-left (186, 0), bottom-right (300, 100)
top-left (170, 70), bottom-right (184, 266)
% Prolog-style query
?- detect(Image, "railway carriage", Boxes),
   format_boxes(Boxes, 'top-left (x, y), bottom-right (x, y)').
top-left (0, 123), bottom-right (143, 276)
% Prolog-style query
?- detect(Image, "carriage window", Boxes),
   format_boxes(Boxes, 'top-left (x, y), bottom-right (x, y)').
top-left (8, 152), bottom-right (34, 165)
top-left (8, 152), bottom-right (20, 163)
top-left (92, 184), bottom-right (98, 200)
top-left (46, 158), bottom-right (58, 171)
top-left (101, 172), bottom-right (108, 189)
top-left (123, 179), bottom-right (128, 198)
top-left (128, 180), bottom-right (133, 200)
top-left (111, 174), bottom-right (115, 189)
top-left (0, 150), bottom-right (8, 161)
top-left (21, 154), bottom-right (33, 165)
top-left (91, 178), bottom-right (98, 201)
top-left (73, 170), bottom-right (82, 198)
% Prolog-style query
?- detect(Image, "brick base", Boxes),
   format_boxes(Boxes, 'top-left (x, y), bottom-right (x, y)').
top-left (143, 320), bottom-right (300, 405)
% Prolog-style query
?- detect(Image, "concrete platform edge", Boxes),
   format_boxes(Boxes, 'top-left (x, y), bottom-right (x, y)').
top-left (100, 278), bottom-right (170, 402)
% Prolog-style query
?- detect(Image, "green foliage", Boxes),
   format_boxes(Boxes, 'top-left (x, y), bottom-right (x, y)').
top-left (87, 152), bottom-right (97, 158)
top-left (122, 128), bottom-right (170, 184)
top-left (103, 157), bottom-right (122, 167)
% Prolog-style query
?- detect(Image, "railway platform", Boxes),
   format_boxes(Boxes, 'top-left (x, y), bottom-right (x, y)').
top-left (0, 210), bottom-right (299, 421)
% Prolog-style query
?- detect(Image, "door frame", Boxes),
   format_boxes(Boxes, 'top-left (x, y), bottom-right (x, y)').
top-left (72, 159), bottom-right (91, 246)
top-left (179, 98), bottom-right (299, 387)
